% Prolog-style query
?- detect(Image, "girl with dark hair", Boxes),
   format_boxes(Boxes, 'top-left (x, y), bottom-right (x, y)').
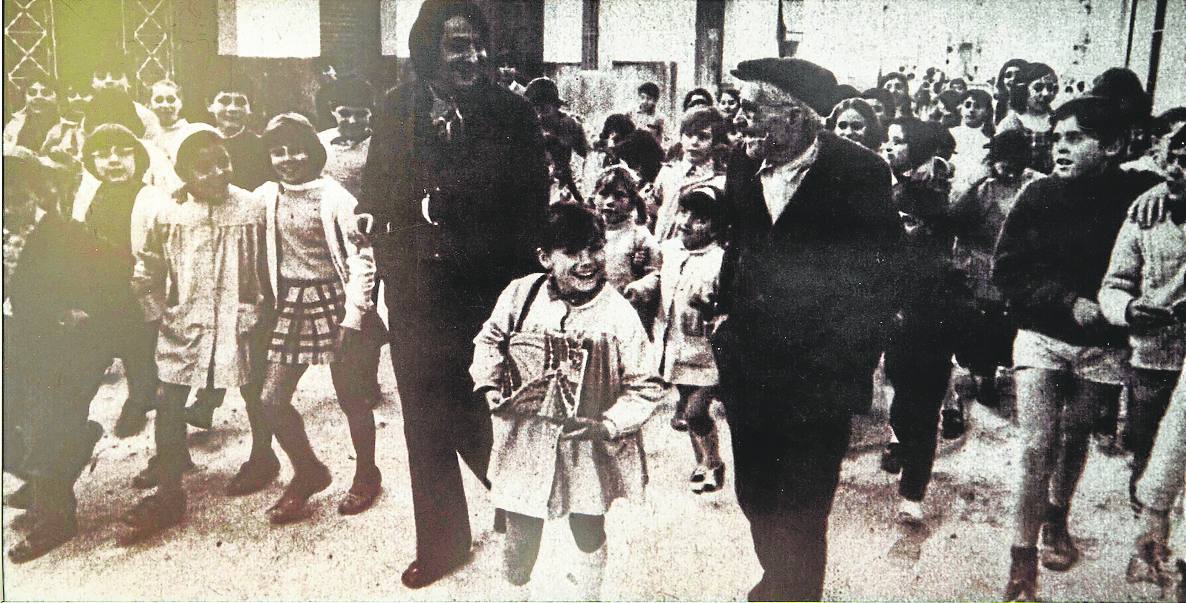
top-left (861, 87), bottom-right (897, 128)
top-left (879, 116), bottom-right (969, 525)
top-left (124, 127), bottom-right (273, 540)
top-left (1000, 62), bottom-right (1058, 173)
top-left (254, 113), bottom-right (383, 523)
top-left (950, 89), bottom-right (996, 192)
top-left (879, 72), bottom-right (912, 118)
top-left (3, 75), bottom-right (60, 154)
top-left (826, 97), bottom-right (885, 151)
top-left (626, 186), bottom-right (730, 492)
top-left (994, 58), bottom-right (1028, 125)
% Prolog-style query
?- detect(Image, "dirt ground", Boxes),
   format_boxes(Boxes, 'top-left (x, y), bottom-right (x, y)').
top-left (3, 349), bottom-right (1183, 601)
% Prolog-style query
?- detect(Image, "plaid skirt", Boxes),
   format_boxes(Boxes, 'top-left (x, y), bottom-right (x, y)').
top-left (269, 278), bottom-right (346, 365)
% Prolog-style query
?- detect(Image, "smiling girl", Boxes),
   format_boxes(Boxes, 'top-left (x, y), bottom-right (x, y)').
top-left (254, 113), bottom-right (383, 524)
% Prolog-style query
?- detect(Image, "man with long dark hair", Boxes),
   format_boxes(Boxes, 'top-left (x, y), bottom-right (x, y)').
top-left (358, 0), bottom-right (550, 589)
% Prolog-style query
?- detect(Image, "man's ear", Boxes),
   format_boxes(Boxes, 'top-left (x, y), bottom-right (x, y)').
top-left (536, 248), bottom-right (552, 270)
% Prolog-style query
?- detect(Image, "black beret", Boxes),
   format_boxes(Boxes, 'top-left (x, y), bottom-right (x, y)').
top-left (731, 57), bottom-right (838, 115)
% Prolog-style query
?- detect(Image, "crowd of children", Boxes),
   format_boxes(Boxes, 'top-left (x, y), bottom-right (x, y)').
top-left (3, 48), bottom-right (1185, 601)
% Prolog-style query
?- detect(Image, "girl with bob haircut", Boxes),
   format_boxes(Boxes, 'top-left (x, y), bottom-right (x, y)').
top-left (254, 112), bottom-right (384, 524)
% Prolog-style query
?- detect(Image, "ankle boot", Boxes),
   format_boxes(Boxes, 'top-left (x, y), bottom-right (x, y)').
top-left (1004, 545), bottom-right (1038, 601)
top-left (1041, 502), bottom-right (1080, 571)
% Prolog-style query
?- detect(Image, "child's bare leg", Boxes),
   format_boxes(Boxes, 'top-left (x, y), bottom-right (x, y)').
top-left (262, 363), bottom-right (319, 470)
top-left (569, 513), bottom-right (608, 599)
top-left (330, 361), bottom-right (378, 477)
top-left (504, 511), bottom-right (545, 585)
top-left (330, 361), bottom-right (381, 515)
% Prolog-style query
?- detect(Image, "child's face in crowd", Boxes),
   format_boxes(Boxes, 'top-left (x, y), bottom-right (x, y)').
top-left (1050, 115), bottom-right (1113, 179)
top-left (24, 81), bottom-right (57, 115)
top-left (718, 93), bottom-right (739, 117)
top-left (675, 206), bottom-right (714, 251)
top-left (681, 126), bottom-right (714, 164)
top-left (595, 185), bottom-right (634, 225)
top-left (64, 87), bottom-right (93, 120)
top-left (882, 78), bottom-right (907, 105)
top-left (922, 69), bottom-right (945, 93)
top-left (938, 102), bottom-right (960, 128)
top-left (187, 145), bottom-right (234, 200)
top-left (208, 91), bottom-right (251, 130)
top-left (540, 240), bottom-right (607, 300)
top-left (90, 144), bottom-right (138, 184)
top-left (834, 108), bottom-right (868, 146)
top-left (268, 144), bottom-right (319, 185)
top-left (1027, 75), bottom-right (1058, 113)
top-left (332, 104), bottom-right (372, 140)
top-left (1164, 144), bottom-right (1186, 196)
top-left (638, 93), bottom-right (657, 114)
top-left (881, 124), bottom-right (910, 171)
top-left (150, 83), bottom-right (182, 127)
top-left (92, 70), bottom-right (129, 92)
top-left (961, 96), bottom-right (989, 128)
top-left (948, 80), bottom-right (968, 95)
top-left (1001, 66), bottom-right (1022, 92)
top-left (437, 16), bottom-right (486, 91)
top-left (864, 98), bottom-right (887, 125)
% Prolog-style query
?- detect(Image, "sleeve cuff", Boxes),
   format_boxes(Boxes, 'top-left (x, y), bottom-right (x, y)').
top-left (602, 417), bottom-right (623, 440)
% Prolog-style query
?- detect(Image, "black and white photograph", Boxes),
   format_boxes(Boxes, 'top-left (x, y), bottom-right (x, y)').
top-left (2, 0), bottom-right (1185, 600)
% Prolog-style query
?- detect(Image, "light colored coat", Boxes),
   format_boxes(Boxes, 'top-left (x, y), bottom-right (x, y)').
top-left (257, 178), bottom-right (376, 330)
top-left (650, 159), bottom-right (725, 241)
top-left (132, 186), bottom-right (269, 388)
top-left (631, 239), bottom-right (725, 386)
top-left (471, 274), bottom-right (664, 519)
top-left (1099, 184), bottom-right (1186, 371)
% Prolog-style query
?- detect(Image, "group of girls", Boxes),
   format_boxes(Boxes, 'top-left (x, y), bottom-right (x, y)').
top-left (3, 68), bottom-right (386, 561)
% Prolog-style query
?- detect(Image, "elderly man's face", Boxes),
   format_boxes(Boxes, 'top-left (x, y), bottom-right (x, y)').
top-left (437, 16), bottom-right (486, 91)
top-left (736, 80), bottom-right (807, 163)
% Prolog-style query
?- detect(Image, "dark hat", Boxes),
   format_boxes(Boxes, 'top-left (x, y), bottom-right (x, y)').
top-left (730, 57), bottom-right (838, 116)
top-left (525, 77), bottom-right (565, 106)
top-left (1090, 67), bottom-right (1151, 126)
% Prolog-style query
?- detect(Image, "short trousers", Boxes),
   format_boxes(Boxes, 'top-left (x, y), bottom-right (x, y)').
top-left (1012, 328), bottom-right (1129, 385)
top-left (269, 278), bottom-right (345, 365)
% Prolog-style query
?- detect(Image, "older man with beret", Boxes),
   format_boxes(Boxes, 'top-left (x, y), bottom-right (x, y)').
top-left (713, 57), bottom-right (905, 600)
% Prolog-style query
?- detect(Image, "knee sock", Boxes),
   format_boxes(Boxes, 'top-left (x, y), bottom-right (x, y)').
top-left (344, 407), bottom-right (378, 476)
top-left (268, 403), bottom-right (321, 474)
top-left (504, 512), bottom-right (544, 586)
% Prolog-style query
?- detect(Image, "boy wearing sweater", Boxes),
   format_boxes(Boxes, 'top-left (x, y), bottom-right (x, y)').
top-left (993, 96), bottom-right (1163, 601)
top-left (1099, 127), bottom-right (1186, 512)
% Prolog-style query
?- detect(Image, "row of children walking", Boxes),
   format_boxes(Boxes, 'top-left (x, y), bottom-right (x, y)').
top-left (3, 65), bottom-right (390, 562)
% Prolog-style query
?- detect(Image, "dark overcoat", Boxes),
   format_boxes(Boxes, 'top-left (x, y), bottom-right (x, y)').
top-left (713, 131), bottom-right (904, 423)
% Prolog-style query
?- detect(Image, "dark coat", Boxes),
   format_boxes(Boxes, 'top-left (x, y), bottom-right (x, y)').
top-left (358, 79), bottom-right (550, 337)
top-left (991, 167), bottom-right (1161, 347)
top-left (713, 131), bottom-right (904, 422)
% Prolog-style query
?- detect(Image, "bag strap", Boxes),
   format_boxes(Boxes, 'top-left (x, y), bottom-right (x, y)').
top-left (512, 274), bottom-right (549, 334)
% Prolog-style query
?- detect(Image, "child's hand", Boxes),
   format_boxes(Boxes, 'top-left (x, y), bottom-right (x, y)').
top-left (484, 389), bottom-right (508, 413)
top-left (559, 417), bottom-right (610, 441)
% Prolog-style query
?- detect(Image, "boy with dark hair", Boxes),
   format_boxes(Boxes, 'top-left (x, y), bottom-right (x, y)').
top-left (318, 74), bottom-right (376, 198)
top-left (90, 56), bottom-right (162, 141)
top-left (206, 85), bottom-right (270, 191)
top-left (633, 81), bottom-right (667, 148)
top-left (993, 95), bottom-right (1163, 601)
